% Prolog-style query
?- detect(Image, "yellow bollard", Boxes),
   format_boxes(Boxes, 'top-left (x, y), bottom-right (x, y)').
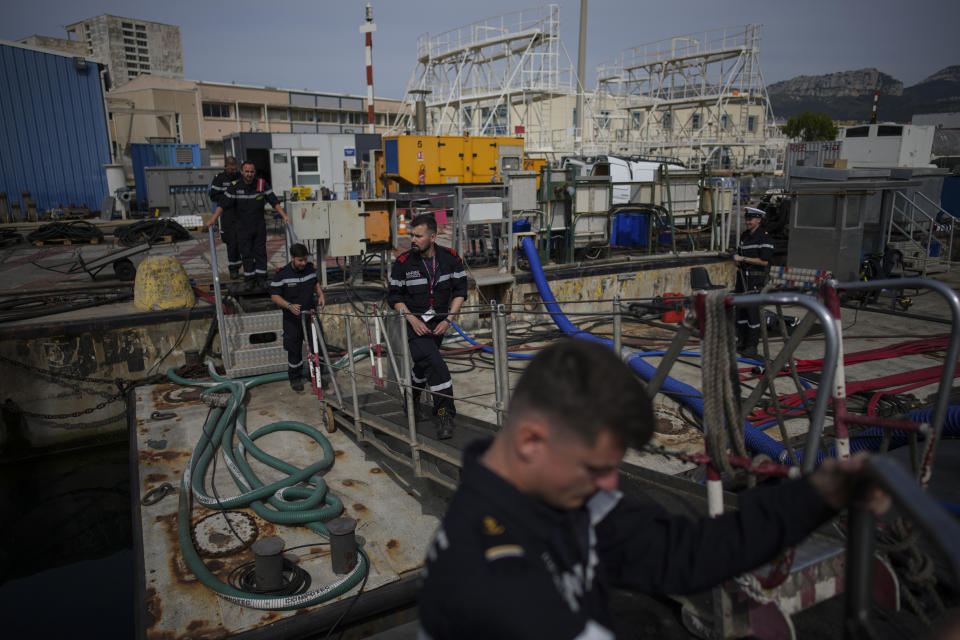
top-left (133, 255), bottom-right (195, 310)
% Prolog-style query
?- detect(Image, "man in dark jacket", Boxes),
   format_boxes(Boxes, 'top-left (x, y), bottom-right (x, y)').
top-left (418, 339), bottom-right (889, 639)
top-left (205, 161), bottom-right (290, 290)
top-left (208, 156), bottom-right (242, 279)
top-left (269, 243), bottom-right (325, 392)
top-left (387, 214), bottom-right (467, 439)
top-left (734, 206), bottom-right (774, 356)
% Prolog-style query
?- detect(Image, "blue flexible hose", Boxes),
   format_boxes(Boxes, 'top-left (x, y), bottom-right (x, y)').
top-left (450, 321), bottom-right (534, 359)
top-left (519, 236), bottom-right (795, 463)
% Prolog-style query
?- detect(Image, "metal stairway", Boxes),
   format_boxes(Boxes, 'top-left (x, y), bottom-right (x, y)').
top-left (887, 190), bottom-right (955, 276)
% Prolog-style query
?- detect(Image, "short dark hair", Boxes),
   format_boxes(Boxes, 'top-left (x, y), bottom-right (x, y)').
top-left (410, 213), bottom-right (437, 234)
top-left (241, 160), bottom-right (256, 170)
top-left (508, 339), bottom-right (654, 449)
top-left (290, 243), bottom-right (308, 258)
top-left (225, 156), bottom-right (237, 165)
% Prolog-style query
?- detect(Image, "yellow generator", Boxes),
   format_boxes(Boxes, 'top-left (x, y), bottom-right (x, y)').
top-left (382, 134), bottom-right (524, 191)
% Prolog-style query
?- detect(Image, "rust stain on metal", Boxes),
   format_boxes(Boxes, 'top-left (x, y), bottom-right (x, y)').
top-left (370, 467), bottom-right (383, 474)
top-left (334, 449), bottom-right (345, 458)
top-left (146, 472), bottom-right (169, 483)
top-left (208, 531), bottom-right (232, 546)
top-left (386, 539), bottom-right (399, 550)
top-left (259, 409), bottom-right (272, 416)
top-left (144, 587), bottom-right (161, 629)
top-left (139, 449), bottom-right (190, 465)
top-left (342, 479), bottom-right (355, 487)
top-left (653, 407), bottom-right (687, 435)
top-left (188, 620), bottom-right (204, 631)
top-left (353, 503), bottom-right (367, 512)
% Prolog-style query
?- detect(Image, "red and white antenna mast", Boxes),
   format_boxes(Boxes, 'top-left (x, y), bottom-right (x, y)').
top-left (360, 3), bottom-right (377, 134)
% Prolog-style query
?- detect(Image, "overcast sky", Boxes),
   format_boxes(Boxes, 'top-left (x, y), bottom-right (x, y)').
top-left (4, 0), bottom-right (958, 98)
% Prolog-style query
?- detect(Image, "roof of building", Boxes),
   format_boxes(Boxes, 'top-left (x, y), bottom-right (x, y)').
top-left (0, 39), bottom-right (104, 65)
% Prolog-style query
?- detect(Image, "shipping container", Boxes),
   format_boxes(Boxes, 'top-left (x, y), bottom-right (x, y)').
top-left (130, 143), bottom-right (202, 205)
top-left (0, 40), bottom-right (110, 215)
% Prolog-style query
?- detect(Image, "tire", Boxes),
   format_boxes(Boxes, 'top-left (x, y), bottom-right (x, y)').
top-left (113, 258), bottom-right (136, 281)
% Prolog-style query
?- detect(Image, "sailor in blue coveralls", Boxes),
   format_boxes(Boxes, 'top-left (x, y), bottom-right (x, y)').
top-left (205, 161), bottom-right (290, 290)
top-left (733, 206), bottom-right (773, 357)
top-left (388, 214), bottom-right (467, 439)
top-left (269, 243), bottom-right (325, 392)
top-left (207, 156), bottom-right (242, 279)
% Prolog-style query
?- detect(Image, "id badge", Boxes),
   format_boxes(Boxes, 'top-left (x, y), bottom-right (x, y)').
top-left (421, 308), bottom-right (436, 323)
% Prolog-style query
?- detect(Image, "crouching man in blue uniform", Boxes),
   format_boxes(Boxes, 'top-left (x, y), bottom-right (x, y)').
top-left (418, 339), bottom-right (890, 639)
top-left (269, 243), bottom-right (325, 392)
top-left (388, 214), bottom-right (467, 439)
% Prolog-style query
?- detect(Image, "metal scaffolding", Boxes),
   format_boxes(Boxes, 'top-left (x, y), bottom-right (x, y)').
top-left (586, 24), bottom-right (781, 168)
top-left (390, 4), bottom-right (576, 154)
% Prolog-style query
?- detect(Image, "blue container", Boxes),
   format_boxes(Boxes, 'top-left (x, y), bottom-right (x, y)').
top-left (0, 43), bottom-right (110, 214)
top-left (131, 143), bottom-right (202, 205)
top-left (611, 212), bottom-right (651, 247)
top-left (923, 240), bottom-right (942, 258)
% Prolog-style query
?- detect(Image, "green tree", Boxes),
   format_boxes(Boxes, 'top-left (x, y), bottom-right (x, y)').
top-left (781, 111), bottom-right (839, 141)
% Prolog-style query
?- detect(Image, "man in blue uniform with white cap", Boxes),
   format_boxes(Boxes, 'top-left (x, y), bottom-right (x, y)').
top-left (733, 206), bottom-right (773, 356)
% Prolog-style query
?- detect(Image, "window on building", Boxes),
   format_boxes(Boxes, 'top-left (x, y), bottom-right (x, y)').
top-left (317, 110), bottom-right (337, 123)
top-left (238, 105), bottom-right (261, 120)
top-left (631, 111), bottom-right (644, 129)
top-left (122, 22), bottom-right (133, 29)
top-left (291, 109), bottom-right (314, 122)
top-left (480, 105), bottom-right (507, 135)
top-left (122, 30), bottom-right (134, 39)
top-left (136, 24), bottom-right (146, 31)
top-left (138, 48), bottom-right (148, 54)
top-left (141, 64), bottom-right (150, 71)
top-left (128, 71), bottom-right (138, 79)
top-left (662, 111), bottom-right (672, 130)
top-left (692, 112), bottom-right (702, 129)
top-left (845, 126), bottom-right (870, 138)
top-left (878, 125), bottom-right (903, 137)
top-left (126, 54), bottom-right (137, 62)
top-left (296, 157), bottom-right (319, 172)
top-left (267, 107), bottom-right (289, 121)
top-left (748, 115), bottom-right (757, 132)
top-left (346, 112), bottom-right (364, 124)
top-left (139, 56), bottom-right (149, 62)
top-left (125, 46), bottom-right (136, 53)
top-left (202, 103), bottom-right (231, 118)
top-left (124, 38), bottom-right (134, 45)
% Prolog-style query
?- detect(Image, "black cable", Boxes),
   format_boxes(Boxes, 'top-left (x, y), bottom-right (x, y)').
top-left (116, 219), bottom-right (191, 246)
top-left (25, 221), bottom-right (104, 244)
top-left (323, 549), bottom-right (370, 640)
top-left (227, 557), bottom-right (312, 596)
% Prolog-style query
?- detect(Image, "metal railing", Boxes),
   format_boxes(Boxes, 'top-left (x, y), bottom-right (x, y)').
top-left (888, 190), bottom-right (955, 276)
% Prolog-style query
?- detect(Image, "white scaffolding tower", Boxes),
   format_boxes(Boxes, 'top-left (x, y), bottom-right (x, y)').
top-left (587, 24), bottom-right (781, 168)
top-left (390, 4), bottom-right (575, 156)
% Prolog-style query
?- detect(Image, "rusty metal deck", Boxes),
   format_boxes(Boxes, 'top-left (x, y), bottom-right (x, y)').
top-left (130, 380), bottom-right (450, 639)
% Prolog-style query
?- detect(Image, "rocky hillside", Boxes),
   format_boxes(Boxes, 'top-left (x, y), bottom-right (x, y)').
top-left (768, 68), bottom-right (902, 98)
top-left (769, 66), bottom-right (960, 122)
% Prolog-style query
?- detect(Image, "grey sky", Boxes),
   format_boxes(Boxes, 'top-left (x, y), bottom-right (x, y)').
top-left (4, 0), bottom-right (958, 98)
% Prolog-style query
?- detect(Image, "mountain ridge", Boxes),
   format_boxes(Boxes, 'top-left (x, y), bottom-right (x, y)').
top-left (768, 66), bottom-right (960, 122)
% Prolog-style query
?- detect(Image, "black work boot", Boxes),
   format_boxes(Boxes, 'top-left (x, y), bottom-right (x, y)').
top-left (435, 408), bottom-right (454, 440)
top-left (289, 378), bottom-right (304, 392)
top-left (228, 267), bottom-right (240, 280)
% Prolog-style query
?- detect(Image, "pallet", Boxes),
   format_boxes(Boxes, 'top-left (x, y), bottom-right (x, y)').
top-left (33, 237), bottom-right (101, 246)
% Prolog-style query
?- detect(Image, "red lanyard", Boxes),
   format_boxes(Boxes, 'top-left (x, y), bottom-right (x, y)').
top-left (422, 255), bottom-right (438, 307)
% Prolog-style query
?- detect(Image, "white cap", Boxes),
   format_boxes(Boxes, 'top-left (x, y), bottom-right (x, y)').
top-left (744, 206), bottom-right (765, 218)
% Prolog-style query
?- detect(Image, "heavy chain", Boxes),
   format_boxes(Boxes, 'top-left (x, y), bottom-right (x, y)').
top-left (1, 351), bottom-right (170, 420)
top-left (7, 393), bottom-right (125, 420)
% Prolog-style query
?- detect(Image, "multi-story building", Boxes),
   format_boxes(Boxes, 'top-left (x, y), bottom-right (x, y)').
top-left (64, 15), bottom-right (183, 86)
top-left (106, 75), bottom-right (403, 166)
